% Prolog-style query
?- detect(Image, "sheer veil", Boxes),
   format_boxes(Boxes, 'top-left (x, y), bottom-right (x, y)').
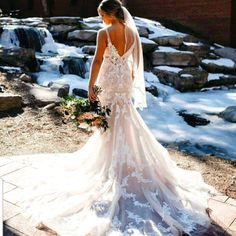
top-left (122, 6), bottom-right (147, 110)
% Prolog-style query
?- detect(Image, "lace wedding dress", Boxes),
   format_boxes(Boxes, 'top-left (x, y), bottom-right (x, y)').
top-left (18, 26), bottom-right (218, 236)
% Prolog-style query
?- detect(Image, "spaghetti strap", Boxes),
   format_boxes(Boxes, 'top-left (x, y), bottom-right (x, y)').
top-left (105, 28), bottom-right (111, 43)
top-left (124, 24), bottom-right (127, 53)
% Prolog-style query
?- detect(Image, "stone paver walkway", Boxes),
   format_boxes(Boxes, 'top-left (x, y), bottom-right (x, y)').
top-left (0, 155), bottom-right (236, 236)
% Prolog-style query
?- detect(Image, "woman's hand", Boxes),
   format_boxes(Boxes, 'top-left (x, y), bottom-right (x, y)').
top-left (88, 86), bottom-right (97, 102)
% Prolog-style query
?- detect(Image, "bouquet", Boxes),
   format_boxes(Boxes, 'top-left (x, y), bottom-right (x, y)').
top-left (59, 85), bottom-right (111, 132)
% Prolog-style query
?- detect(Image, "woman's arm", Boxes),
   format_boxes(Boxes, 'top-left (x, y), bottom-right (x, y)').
top-left (88, 29), bottom-right (107, 102)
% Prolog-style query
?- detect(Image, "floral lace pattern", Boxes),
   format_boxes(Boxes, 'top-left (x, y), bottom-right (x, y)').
top-left (17, 26), bottom-right (218, 236)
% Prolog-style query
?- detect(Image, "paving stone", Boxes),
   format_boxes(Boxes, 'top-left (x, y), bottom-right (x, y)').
top-left (0, 162), bottom-right (25, 177)
top-left (228, 219), bottom-right (236, 234)
top-left (3, 200), bottom-right (20, 222)
top-left (208, 199), bottom-right (236, 229)
top-left (3, 181), bottom-right (17, 193)
top-left (0, 157), bottom-right (13, 167)
top-left (2, 166), bottom-right (35, 187)
top-left (5, 213), bottom-right (49, 236)
top-left (212, 195), bottom-right (229, 203)
top-left (226, 197), bottom-right (236, 207)
top-left (4, 187), bottom-right (23, 205)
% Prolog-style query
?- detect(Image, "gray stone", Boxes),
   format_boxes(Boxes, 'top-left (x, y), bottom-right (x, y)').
top-left (200, 58), bottom-right (236, 74)
top-left (19, 73), bottom-right (33, 83)
top-left (180, 41), bottom-right (210, 58)
top-left (146, 85), bottom-right (158, 97)
top-left (137, 25), bottom-right (149, 37)
top-left (141, 37), bottom-right (157, 53)
top-left (151, 35), bottom-right (183, 46)
top-left (68, 30), bottom-right (97, 42)
top-left (48, 82), bottom-right (70, 98)
top-left (152, 50), bottom-right (199, 66)
top-left (80, 21), bottom-right (101, 30)
top-left (0, 93), bottom-right (22, 111)
top-left (214, 47), bottom-right (236, 63)
top-left (205, 75), bottom-right (236, 88)
top-left (0, 47), bottom-right (39, 72)
top-left (219, 106), bottom-right (236, 123)
top-left (153, 66), bottom-right (208, 92)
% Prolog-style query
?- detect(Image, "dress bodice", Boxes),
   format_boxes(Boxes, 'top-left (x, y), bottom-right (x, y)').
top-left (97, 27), bottom-right (136, 107)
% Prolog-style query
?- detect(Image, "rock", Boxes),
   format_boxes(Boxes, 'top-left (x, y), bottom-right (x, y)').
top-left (153, 66), bottom-right (208, 92)
top-left (80, 21), bottom-right (101, 30)
top-left (151, 35), bottom-right (183, 46)
top-left (152, 48), bottom-right (199, 66)
top-left (205, 74), bottom-right (236, 88)
top-left (180, 41), bottom-right (210, 58)
top-left (200, 58), bottom-right (236, 74)
top-left (178, 110), bottom-right (210, 127)
top-left (137, 25), bottom-right (149, 37)
top-left (48, 82), bottom-right (70, 98)
top-left (73, 88), bottom-right (88, 98)
top-left (19, 73), bottom-right (33, 83)
top-left (48, 17), bottom-right (81, 25)
top-left (48, 24), bottom-right (78, 41)
top-left (68, 30), bottom-right (97, 42)
top-left (0, 93), bottom-right (22, 111)
top-left (182, 34), bottom-right (201, 43)
top-left (145, 85), bottom-right (158, 97)
top-left (28, 83), bottom-right (62, 106)
top-left (0, 47), bottom-right (39, 72)
top-left (214, 47), bottom-right (236, 63)
top-left (141, 37), bottom-right (157, 53)
top-left (219, 106), bottom-right (236, 123)
top-left (62, 57), bottom-right (88, 78)
top-left (82, 45), bottom-right (96, 55)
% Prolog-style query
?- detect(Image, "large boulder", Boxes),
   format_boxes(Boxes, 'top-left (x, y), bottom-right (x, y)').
top-left (0, 93), bottom-right (22, 111)
top-left (68, 30), bottom-right (97, 42)
top-left (153, 66), bottom-right (208, 92)
top-left (200, 58), bottom-right (236, 74)
top-left (82, 45), bottom-right (96, 55)
top-left (180, 41), bottom-right (210, 58)
top-left (141, 37), bottom-right (157, 53)
top-left (0, 47), bottom-right (39, 72)
top-left (151, 35), bottom-right (184, 46)
top-left (219, 106), bottom-right (236, 123)
top-left (214, 47), bottom-right (236, 63)
top-left (152, 47), bottom-right (199, 66)
top-left (205, 74), bottom-right (236, 87)
top-left (48, 24), bottom-right (78, 41)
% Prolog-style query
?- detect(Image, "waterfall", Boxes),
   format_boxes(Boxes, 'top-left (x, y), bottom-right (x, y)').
top-left (0, 25), bottom-right (51, 52)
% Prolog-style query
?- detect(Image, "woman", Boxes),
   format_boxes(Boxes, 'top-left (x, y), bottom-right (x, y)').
top-left (18, 1), bottom-right (220, 235)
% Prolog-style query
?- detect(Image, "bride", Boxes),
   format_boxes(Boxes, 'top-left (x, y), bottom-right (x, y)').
top-left (18, 0), bottom-right (220, 235)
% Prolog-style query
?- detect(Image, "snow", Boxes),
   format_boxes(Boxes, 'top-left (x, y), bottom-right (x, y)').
top-left (139, 88), bottom-right (236, 160)
top-left (154, 66), bottom-right (182, 73)
top-left (202, 58), bottom-right (235, 68)
top-left (207, 73), bottom-right (226, 81)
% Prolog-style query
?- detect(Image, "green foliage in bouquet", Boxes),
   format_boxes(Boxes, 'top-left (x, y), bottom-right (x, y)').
top-left (59, 86), bottom-right (111, 132)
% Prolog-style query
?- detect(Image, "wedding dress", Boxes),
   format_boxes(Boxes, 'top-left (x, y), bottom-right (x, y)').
top-left (16, 23), bottom-right (219, 236)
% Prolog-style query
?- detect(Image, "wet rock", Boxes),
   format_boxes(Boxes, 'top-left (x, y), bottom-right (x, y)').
top-left (82, 45), bottom-right (96, 55)
top-left (152, 49), bottom-right (199, 66)
top-left (200, 58), bottom-right (236, 74)
top-left (0, 47), bottom-right (39, 72)
top-left (48, 82), bottom-right (70, 98)
top-left (137, 25), bottom-right (149, 37)
top-left (178, 110), bottom-right (210, 127)
top-left (0, 93), bottom-right (22, 111)
top-left (219, 106), bottom-right (236, 123)
top-left (145, 85), bottom-right (158, 97)
top-left (48, 24), bottom-right (78, 41)
top-left (182, 34), bottom-right (201, 43)
top-left (62, 57), bottom-right (88, 78)
top-left (73, 88), bottom-right (88, 98)
top-left (68, 30), bottom-right (97, 42)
